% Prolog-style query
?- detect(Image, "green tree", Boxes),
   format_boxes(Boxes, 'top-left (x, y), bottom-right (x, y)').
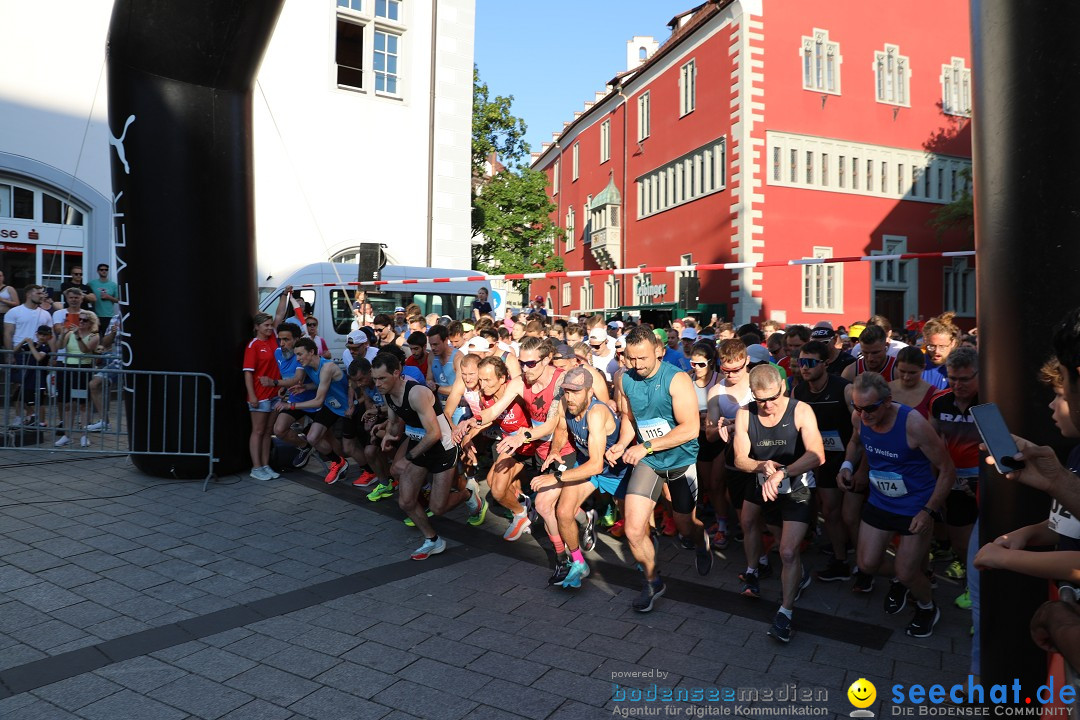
top-left (471, 66), bottom-right (562, 292)
top-left (930, 165), bottom-right (974, 241)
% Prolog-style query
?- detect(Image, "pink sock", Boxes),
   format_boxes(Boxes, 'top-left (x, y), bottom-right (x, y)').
top-left (570, 548), bottom-right (585, 564)
top-left (549, 535), bottom-right (565, 554)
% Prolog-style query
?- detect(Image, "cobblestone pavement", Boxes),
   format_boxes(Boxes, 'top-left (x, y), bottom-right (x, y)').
top-left (0, 453), bottom-right (974, 719)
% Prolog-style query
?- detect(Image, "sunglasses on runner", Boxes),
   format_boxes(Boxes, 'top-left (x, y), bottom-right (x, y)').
top-left (720, 361), bottom-right (747, 375)
top-left (689, 361), bottom-right (709, 368)
top-left (753, 389), bottom-right (783, 403)
top-left (853, 397), bottom-right (890, 414)
top-left (519, 359), bottom-right (542, 368)
top-left (797, 357), bottom-right (822, 368)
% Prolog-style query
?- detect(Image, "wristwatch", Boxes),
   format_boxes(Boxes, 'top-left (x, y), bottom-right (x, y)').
top-left (922, 506), bottom-right (943, 521)
top-left (778, 466), bottom-right (788, 479)
top-left (643, 440), bottom-right (654, 455)
top-left (523, 429), bottom-right (533, 442)
top-left (553, 463), bottom-right (568, 482)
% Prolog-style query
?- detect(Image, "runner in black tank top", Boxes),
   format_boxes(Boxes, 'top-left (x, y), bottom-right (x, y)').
top-left (374, 353), bottom-right (477, 562)
top-left (733, 364), bottom-right (824, 643)
top-left (792, 340), bottom-right (855, 582)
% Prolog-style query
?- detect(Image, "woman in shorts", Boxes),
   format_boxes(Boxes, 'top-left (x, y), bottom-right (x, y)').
top-left (243, 312), bottom-right (281, 480)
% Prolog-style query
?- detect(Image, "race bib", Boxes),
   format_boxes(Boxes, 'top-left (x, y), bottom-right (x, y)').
top-left (756, 472), bottom-right (792, 494)
top-left (869, 470), bottom-right (908, 498)
top-left (953, 466), bottom-right (979, 492)
top-left (366, 389), bottom-right (385, 407)
top-left (821, 430), bottom-right (844, 453)
top-left (404, 424), bottom-right (425, 443)
top-left (638, 417), bottom-right (673, 442)
top-left (1050, 498), bottom-right (1080, 539)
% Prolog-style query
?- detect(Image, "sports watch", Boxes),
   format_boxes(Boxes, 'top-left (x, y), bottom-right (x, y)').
top-left (643, 440), bottom-right (654, 455)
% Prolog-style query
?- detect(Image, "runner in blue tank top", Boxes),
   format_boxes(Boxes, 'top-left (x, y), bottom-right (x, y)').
top-left (606, 326), bottom-right (710, 614)
top-left (283, 338), bottom-right (353, 486)
top-left (529, 366), bottom-right (631, 589)
top-left (839, 371), bottom-right (955, 639)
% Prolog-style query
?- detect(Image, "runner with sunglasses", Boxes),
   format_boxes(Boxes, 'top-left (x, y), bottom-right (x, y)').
top-left (733, 363), bottom-right (824, 642)
top-left (838, 371), bottom-right (955, 638)
top-left (792, 340), bottom-right (855, 583)
top-left (689, 342), bottom-right (728, 549)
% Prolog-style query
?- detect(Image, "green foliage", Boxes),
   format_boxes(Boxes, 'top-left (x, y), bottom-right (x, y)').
top-left (930, 166), bottom-right (974, 241)
top-left (472, 66), bottom-right (562, 293)
top-left (472, 168), bottom-right (563, 294)
top-left (472, 66), bottom-right (528, 173)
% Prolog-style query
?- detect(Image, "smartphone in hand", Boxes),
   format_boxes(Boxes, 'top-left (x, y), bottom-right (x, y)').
top-left (970, 402), bottom-right (1025, 474)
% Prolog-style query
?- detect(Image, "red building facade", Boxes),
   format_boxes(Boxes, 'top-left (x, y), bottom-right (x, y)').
top-left (530, 0), bottom-right (973, 328)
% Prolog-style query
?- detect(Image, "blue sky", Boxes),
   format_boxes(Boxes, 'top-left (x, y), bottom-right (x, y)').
top-left (474, 0), bottom-right (689, 160)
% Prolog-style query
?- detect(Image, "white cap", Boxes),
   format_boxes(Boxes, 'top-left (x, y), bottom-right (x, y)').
top-left (346, 330), bottom-right (367, 344)
top-left (465, 337), bottom-right (491, 353)
top-left (607, 320), bottom-right (623, 329)
top-left (588, 328), bottom-right (608, 344)
top-left (746, 345), bottom-right (772, 364)
top-left (680, 328), bottom-right (698, 340)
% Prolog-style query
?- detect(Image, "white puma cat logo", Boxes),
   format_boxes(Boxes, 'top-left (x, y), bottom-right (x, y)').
top-left (109, 115), bottom-right (136, 175)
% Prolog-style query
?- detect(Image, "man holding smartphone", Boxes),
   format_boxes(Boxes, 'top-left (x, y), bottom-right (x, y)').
top-left (839, 371), bottom-right (956, 639)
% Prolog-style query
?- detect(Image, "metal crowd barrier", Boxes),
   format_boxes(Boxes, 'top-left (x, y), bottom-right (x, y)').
top-left (0, 352), bottom-right (218, 488)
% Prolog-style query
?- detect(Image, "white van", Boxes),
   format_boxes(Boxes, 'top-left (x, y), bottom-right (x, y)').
top-left (258, 263), bottom-right (492, 359)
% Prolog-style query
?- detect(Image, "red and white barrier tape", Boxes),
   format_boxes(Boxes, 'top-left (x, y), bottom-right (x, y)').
top-left (291, 250), bottom-right (975, 288)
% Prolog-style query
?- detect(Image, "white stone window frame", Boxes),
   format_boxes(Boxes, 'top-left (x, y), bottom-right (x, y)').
top-left (874, 44), bottom-right (911, 107)
top-left (636, 137), bottom-right (726, 219)
top-left (800, 29), bottom-right (842, 95)
top-left (373, 27), bottom-right (403, 97)
top-left (600, 119), bottom-right (611, 164)
top-left (941, 57), bottom-right (972, 117)
top-left (605, 278), bottom-right (620, 310)
top-left (802, 246), bottom-right (843, 315)
top-left (552, 159), bottom-right (560, 196)
top-left (679, 59), bottom-right (696, 117)
top-left (637, 91), bottom-right (651, 142)
top-left (943, 257), bottom-right (975, 317)
top-left (636, 273), bottom-right (653, 305)
top-left (562, 281), bottom-right (572, 307)
top-left (565, 205), bottom-right (575, 251)
top-left (572, 143), bottom-right (580, 181)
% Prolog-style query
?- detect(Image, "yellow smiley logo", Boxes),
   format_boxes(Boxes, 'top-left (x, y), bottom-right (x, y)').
top-left (848, 678), bottom-right (876, 709)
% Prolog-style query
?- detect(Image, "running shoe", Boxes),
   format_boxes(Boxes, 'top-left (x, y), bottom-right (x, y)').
top-left (54, 435), bottom-right (71, 447)
top-left (930, 540), bottom-right (952, 562)
top-left (695, 532), bottom-right (713, 576)
top-left (954, 589), bottom-right (972, 610)
top-left (85, 420), bottom-right (108, 432)
top-left (906, 603), bottom-right (941, 638)
top-left (262, 466), bottom-right (280, 479)
top-left (679, 534), bottom-right (696, 550)
top-left (351, 470), bottom-right (378, 488)
top-left (292, 444), bottom-right (315, 468)
top-left (632, 576), bottom-right (666, 613)
top-left (324, 457), bottom-right (349, 485)
top-left (852, 570), bottom-right (875, 594)
top-left (767, 611), bottom-right (792, 643)
top-left (547, 557), bottom-right (572, 586)
top-left (464, 478), bottom-right (482, 515)
top-left (732, 524), bottom-right (744, 544)
top-left (758, 561), bottom-right (774, 580)
top-left (467, 494), bottom-right (488, 527)
top-left (581, 509), bottom-right (598, 552)
top-left (739, 569), bottom-right (760, 598)
top-left (560, 560), bottom-right (591, 588)
top-left (794, 566), bottom-right (811, 602)
top-left (816, 559), bottom-right (851, 583)
top-left (410, 536), bottom-right (446, 561)
top-left (249, 466), bottom-right (271, 481)
top-left (520, 494), bottom-right (538, 525)
top-left (366, 482), bottom-right (395, 501)
top-left (945, 560), bottom-right (966, 580)
top-left (712, 528), bottom-right (729, 551)
top-left (403, 510), bottom-right (434, 527)
top-left (608, 519), bottom-right (626, 538)
top-left (503, 512), bottom-right (531, 541)
top-left (884, 580), bottom-right (909, 615)
top-left (601, 505), bottom-right (618, 528)
top-left (79, 436), bottom-right (90, 448)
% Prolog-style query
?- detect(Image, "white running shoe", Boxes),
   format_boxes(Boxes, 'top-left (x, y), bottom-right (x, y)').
top-left (54, 435), bottom-right (71, 447)
top-left (262, 466), bottom-right (280, 479)
top-left (249, 466), bottom-right (271, 481)
top-left (80, 436), bottom-right (90, 448)
top-left (86, 420), bottom-right (108, 432)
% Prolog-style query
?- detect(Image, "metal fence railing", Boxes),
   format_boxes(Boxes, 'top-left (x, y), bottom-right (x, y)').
top-left (0, 352), bottom-right (219, 488)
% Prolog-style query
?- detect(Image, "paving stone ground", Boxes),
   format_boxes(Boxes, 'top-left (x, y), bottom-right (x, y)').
top-left (0, 452), bottom-right (976, 719)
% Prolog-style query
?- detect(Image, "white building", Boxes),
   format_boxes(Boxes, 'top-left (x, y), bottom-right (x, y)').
top-left (0, 0), bottom-right (475, 294)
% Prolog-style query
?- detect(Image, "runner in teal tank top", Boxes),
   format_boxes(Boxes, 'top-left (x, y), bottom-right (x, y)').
top-left (607, 327), bottom-right (711, 614)
top-left (282, 338), bottom-right (352, 486)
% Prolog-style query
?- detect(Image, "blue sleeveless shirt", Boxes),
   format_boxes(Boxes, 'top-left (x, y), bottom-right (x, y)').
top-left (567, 398), bottom-right (628, 480)
top-left (304, 358), bottom-right (350, 417)
top-left (861, 404), bottom-right (937, 515)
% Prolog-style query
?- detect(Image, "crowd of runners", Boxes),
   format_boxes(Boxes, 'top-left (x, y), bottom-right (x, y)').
top-left (241, 290), bottom-right (1077, 656)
